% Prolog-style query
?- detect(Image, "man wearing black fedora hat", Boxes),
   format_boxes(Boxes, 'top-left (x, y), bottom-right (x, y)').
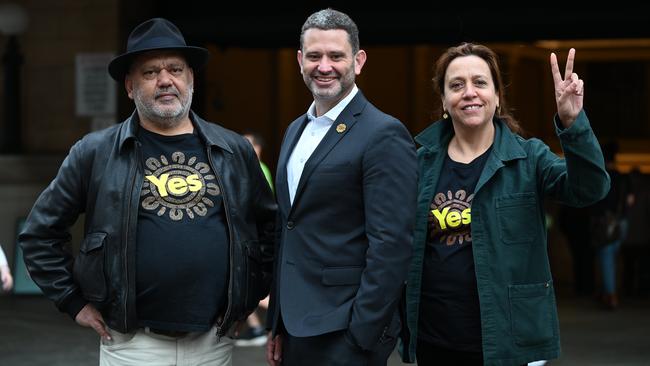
top-left (19, 17), bottom-right (276, 365)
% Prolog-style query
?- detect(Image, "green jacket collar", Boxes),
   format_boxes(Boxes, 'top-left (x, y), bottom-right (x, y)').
top-left (414, 117), bottom-right (527, 162)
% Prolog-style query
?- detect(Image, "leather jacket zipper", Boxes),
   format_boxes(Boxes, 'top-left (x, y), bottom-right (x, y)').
top-left (123, 141), bottom-right (143, 331)
top-left (207, 145), bottom-right (233, 340)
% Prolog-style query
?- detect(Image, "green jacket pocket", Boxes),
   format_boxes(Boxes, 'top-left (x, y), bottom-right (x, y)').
top-left (509, 281), bottom-right (554, 347)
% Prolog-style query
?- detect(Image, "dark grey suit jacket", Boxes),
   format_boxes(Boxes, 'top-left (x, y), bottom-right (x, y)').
top-left (268, 91), bottom-right (417, 351)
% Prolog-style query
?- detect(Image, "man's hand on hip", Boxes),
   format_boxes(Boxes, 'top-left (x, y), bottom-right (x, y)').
top-left (75, 303), bottom-right (111, 341)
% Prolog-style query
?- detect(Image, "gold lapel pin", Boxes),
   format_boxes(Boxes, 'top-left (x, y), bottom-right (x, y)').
top-left (336, 123), bottom-right (347, 133)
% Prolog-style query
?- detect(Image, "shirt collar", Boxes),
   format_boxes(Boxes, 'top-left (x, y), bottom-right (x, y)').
top-left (306, 84), bottom-right (359, 122)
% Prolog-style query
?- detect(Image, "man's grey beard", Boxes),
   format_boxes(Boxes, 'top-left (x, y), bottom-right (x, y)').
top-left (134, 84), bottom-right (194, 129)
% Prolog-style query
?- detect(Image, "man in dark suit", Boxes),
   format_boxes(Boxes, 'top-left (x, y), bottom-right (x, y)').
top-left (266, 8), bottom-right (417, 366)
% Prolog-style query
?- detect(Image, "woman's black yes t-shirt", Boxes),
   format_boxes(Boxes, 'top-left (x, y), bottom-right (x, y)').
top-left (418, 146), bottom-right (491, 352)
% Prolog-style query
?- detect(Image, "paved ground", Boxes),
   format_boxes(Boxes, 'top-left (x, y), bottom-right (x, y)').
top-left (0, 294), bottom-right (648, 365)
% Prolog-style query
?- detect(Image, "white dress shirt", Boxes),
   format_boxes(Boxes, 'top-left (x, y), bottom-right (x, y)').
top-left (286, 85), bottom-right (359, 204)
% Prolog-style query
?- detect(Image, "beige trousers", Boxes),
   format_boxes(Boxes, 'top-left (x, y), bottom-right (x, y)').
top-left (99, 326), bottom-right (233, 366)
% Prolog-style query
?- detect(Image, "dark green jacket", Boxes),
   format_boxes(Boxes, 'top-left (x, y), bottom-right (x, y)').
top-left (401, 111), bottom-right (609, 365)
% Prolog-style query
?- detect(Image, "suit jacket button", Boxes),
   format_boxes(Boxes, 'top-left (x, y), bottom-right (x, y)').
top-left (287, 221), bottom-right (295, 230)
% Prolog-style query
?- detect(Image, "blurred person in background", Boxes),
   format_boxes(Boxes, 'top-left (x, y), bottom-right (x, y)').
top-left (237, 131), bottom-right (274, 347)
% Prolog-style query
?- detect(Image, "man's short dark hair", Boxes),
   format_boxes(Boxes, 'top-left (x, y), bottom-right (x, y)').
top-left (300, 8), bottom-right (360, 54)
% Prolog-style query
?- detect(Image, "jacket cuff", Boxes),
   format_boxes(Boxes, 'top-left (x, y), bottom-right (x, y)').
top-left (59, 292), bottom-right (88, 320)
top-left (554, 109), bottom-right (589, 136)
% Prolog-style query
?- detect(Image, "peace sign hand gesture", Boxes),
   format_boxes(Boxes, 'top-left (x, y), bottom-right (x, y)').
top-left (550, 48), bottom-right (584, 127)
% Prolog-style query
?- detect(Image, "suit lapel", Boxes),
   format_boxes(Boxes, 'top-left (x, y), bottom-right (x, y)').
top-left (290, 93), bottom-right (366, 210)
top-left (277, 115), bottom-right (309, 216)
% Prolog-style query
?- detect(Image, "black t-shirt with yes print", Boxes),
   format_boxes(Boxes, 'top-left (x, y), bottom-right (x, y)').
top-left (135, 127), bottom-right (229, 332)
top-left (418, 147), bottom-right (491, 352)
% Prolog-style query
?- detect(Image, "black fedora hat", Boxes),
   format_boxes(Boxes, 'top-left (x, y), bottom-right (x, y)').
top-left (108, 18), bottom-right (209, 81)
